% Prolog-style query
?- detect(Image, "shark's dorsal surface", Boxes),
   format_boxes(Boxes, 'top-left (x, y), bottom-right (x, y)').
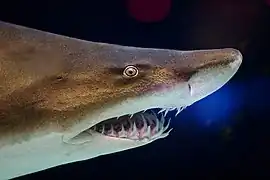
top-left (0, 21), bottom-right (242, 179)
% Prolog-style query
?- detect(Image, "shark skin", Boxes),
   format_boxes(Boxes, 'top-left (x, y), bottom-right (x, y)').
top-left (0, 21), bottom-right (242, 179)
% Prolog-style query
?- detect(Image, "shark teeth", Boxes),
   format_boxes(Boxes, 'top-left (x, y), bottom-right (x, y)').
top-left (91, 106), bottom-right (186, 141)
top-left (157, 106), bottom-right (186, 117)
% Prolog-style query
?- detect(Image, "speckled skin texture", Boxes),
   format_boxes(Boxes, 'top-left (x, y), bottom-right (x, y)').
top-left (0, 21), bottom-right (239, 145)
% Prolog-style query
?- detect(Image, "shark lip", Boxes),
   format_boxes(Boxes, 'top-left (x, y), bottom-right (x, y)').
top-left (84, 107), bottom-right (186, 141)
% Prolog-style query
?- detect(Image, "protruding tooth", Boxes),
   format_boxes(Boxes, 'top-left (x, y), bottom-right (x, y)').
top-left (140, 114), bottom-right (147, 131)
top-left (127, 120), bottom-right (132, 136)
top-left (175, 106), bottom-right (186, 117)
top-left (163, 118), bottom-right (171, 132)
top-left (150, 114), bottom-right (171, 140)
top-left (164, 109), bottom-right (169, 117)
top-left (159, 128), bottom-right (173, 139)
top-left (132, 122), bottom-right (137, 132)
top-left (93, 126), bottom-right (96, 131)
top-left (150, 110), bottom-right (157, 118)
top-left (160, 114), bottom-right (165, 126)
top-left (153, 114), bottom-right (159, 133)
top-left (151, 125), bottom-right (164, 139)
top-left (129, 113), bottom-right (134, 119)
top-left (158, 108), bottom-right (166, 114)
top-left (101, 125), bottom-right (105, 134)
top-left (108, 124), bottom-right (116, 136)
top-left (129, 121), bottom-right (139, 139)
top-left (146, 126), bottom-right (151, 138)
top-left (118, 124), bottom-right (127, 138)
top-left (175, 108), bottom-right (181, 117)
top-left (142, 113), bottom-right (151, 126)
top-left (151, 111), bottom-right (160, 132)
top-left (139, 114), bottom-right (148, 138)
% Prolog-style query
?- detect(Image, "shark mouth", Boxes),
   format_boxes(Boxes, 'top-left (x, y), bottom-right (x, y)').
top-left (90, 107), bottom-right (186, 141)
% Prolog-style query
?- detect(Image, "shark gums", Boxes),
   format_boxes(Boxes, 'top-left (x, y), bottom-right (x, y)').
top-left (0, 21), bottom-right (242, 179)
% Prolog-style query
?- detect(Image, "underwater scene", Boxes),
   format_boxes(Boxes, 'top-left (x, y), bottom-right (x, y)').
top-left (0, 0), bottom-right (269, 179)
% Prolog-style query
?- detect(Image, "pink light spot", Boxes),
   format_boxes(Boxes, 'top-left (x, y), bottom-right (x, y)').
top-left (126, 0), bottom-right (171, 23)
top-left (266, 0), bottom-right (270, 6)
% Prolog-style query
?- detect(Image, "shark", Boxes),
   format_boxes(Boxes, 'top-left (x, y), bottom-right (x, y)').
top-left (0, 21), bottom-right (242, 179)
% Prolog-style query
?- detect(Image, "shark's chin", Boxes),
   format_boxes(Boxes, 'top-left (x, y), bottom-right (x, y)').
top-left (66, 107), bottom-right (186, 144)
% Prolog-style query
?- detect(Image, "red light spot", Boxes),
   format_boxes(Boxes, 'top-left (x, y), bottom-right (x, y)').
top-left (126, 0), bottom-right (171, 23)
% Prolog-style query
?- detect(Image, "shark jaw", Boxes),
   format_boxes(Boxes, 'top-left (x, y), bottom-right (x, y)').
top-left (68, 108), bottom-right (182, 144)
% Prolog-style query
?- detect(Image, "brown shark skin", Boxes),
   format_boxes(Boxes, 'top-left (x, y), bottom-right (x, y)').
top-left (0, 21), bottom-right (240, 147)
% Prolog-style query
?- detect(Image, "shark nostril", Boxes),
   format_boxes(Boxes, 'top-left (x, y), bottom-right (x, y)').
top-left (188, 83), bottom-right (192, 96)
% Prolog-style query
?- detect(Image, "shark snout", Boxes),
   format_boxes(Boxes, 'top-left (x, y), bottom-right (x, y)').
top-left (190, 48), bottom-right (242, 70)
top-left (175, 48), bottom-right (243, 105)
top-left (230, 48), bottom-right (242, 60)
top-left (212, 48), bottom-right (242, 66)
top-left (229, 48), bottom-right (243, 68)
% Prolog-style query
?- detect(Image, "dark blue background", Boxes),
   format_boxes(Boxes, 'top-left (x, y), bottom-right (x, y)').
top-left (1, 0), bottom-right (269, 179)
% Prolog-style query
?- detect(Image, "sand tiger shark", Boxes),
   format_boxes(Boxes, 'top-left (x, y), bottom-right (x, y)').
top-left (0, 21), bottom-right (242, 179)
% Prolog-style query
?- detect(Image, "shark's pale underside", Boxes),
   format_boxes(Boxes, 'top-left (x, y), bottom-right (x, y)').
top-left (0, 21), bottom-right (242, 179)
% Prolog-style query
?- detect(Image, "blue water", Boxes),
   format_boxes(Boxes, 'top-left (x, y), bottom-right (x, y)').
top-left (173, 76), bottom-right (269, 129)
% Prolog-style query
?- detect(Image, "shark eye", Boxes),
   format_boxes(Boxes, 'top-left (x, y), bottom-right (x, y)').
top-left (123, 65), bottom-right (139, 78)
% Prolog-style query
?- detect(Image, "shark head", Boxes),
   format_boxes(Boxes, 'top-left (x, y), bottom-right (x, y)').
top-left (59, 46), bottom-right (242, 156)
top-left (0, 21), bottom-right (242, 178)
